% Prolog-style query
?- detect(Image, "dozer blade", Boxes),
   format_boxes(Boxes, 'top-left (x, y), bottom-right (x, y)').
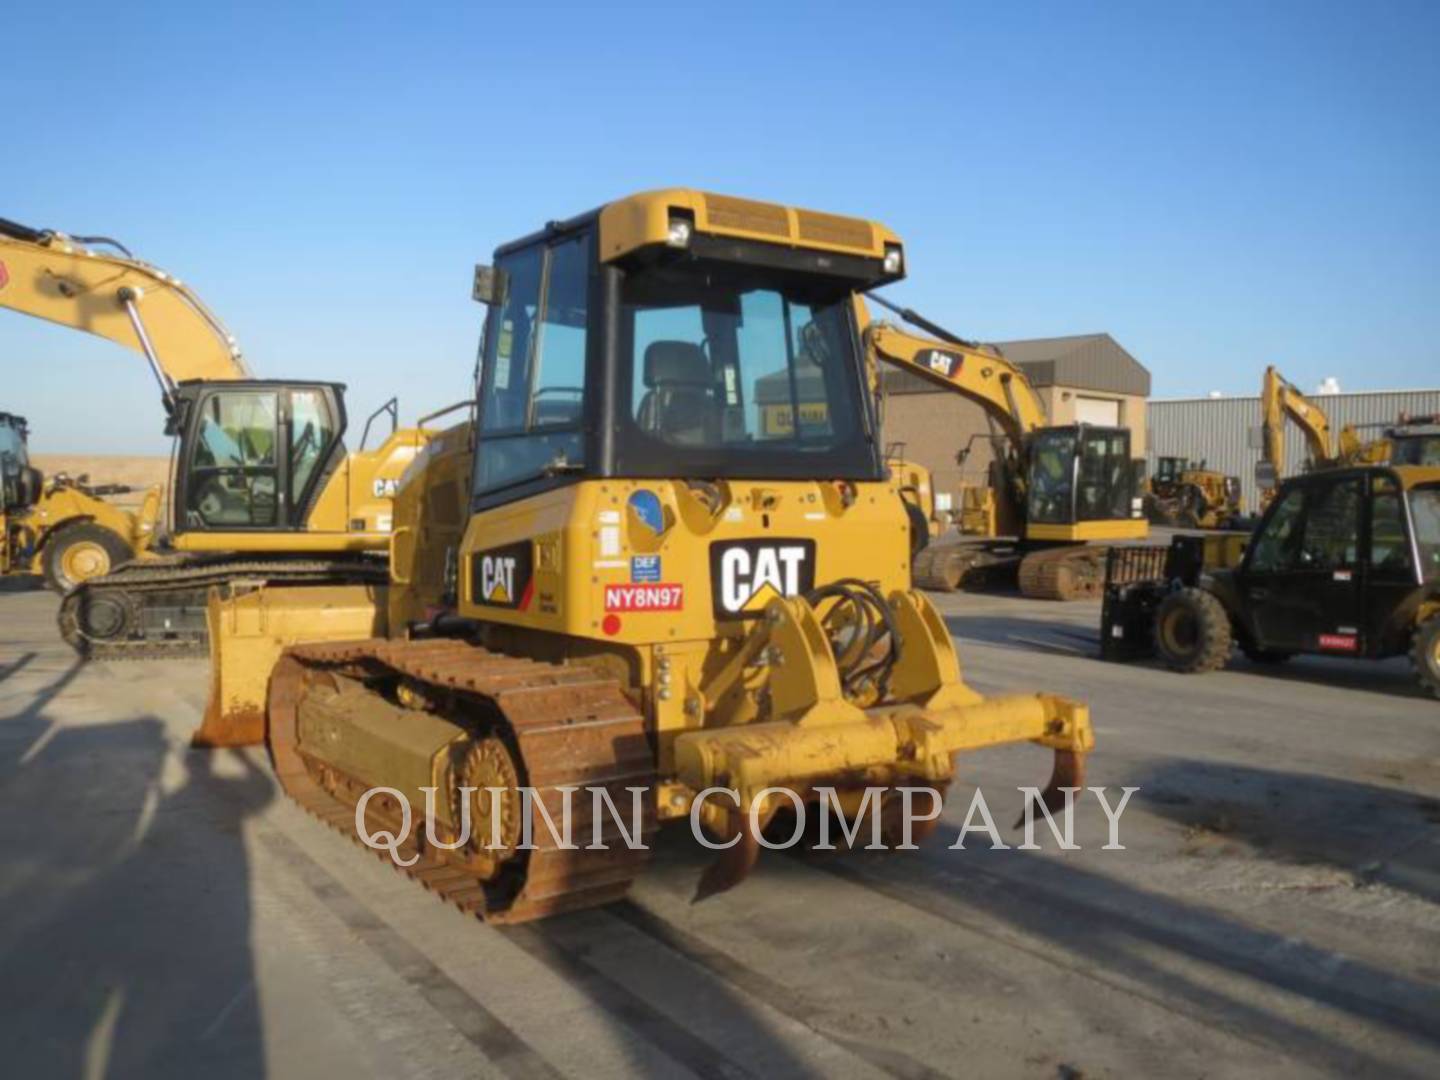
top-left (194, 583), bottom-right (386, 748)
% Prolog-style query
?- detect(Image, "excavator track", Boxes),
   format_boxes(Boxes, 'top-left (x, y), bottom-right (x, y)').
top-left (912, 540), bottom-right (1021, 592)
top-left (268, 638), bottom-right (658, 923)
top-left (1016, 546), bottom-right (1108, 601)
top-left (58, 554), bottom-right (387, 660)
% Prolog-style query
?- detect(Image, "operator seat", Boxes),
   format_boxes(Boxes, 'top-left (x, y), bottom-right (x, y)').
top-left (636, 341), bottom-right (718, 446)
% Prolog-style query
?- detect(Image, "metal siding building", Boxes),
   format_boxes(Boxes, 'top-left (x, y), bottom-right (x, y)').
top-left (1149, 389), bottom-right (1440, 510)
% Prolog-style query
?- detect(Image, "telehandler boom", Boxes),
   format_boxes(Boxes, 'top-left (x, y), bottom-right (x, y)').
top-left (865, 302), bottom-right (1148, 599)
top-left (203, 189), bottom-right (1095, 919)
top-left (0, 216), bottom-right (429, 654)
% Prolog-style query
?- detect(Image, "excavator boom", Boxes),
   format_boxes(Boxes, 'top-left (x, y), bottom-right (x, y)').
top-left (0, 217), bottom-right (250, 395)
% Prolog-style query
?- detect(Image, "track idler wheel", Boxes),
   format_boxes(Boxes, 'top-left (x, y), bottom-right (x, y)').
top-left (455, 736), bottom-right (524, 881)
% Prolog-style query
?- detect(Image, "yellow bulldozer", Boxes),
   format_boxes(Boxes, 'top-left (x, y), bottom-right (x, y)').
top-left (201, 189), bottom-right (1095, 920)
top-left (0, 409), bottom-right (162, 590)
top-left (0, 214), bottom-right (431, 657)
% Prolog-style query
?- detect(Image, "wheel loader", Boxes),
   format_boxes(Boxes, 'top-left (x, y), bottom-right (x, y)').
top-left (1144, 456), bottom-right (1243, 530)
top-left (0, 215), bottom-right (430, 654)
top-left (201, 189), bottom-right (1095, 920)
top-left (1101, 464), bottom-right (1440, 697)
top-left (0, 410), bottom-right (161, 590)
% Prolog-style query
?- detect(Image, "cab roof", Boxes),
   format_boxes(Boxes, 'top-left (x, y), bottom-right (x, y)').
top-left (496, 188), bottom-right (903, 270)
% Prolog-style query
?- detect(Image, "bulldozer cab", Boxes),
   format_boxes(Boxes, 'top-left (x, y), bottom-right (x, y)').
top-left (168, 380), bottom-right (348, 531)
top-left (1024, 424), bottom-right (1142, 533)
top-left (470, 211), bottom-right (890, 508)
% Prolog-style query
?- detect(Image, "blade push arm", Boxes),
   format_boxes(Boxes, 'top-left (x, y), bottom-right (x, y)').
top-left (0, 219), bottom-right (250, 399)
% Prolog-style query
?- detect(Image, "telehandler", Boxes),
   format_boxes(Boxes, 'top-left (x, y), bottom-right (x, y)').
top-left (202, 189), bottom-right (1095, 920)
top-left (864, 300), bottom-right (1149, 599)
top-left (0, 215), bottom-right (429, 655)
top-left (0, 410), bottom-right (160, 589)
top-left (1101, 464), bottom-right (1440, 697)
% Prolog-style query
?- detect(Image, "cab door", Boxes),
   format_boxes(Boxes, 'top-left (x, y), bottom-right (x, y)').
top-left (1242, 474), bottom-right (1365, 652)
top-left (1362, 472), bottom-right (1421, 656)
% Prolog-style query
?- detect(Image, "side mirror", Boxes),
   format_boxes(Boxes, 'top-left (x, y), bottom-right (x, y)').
top-left (16, 465), bottom-right (42, 508)
top-left (472, 264), bottom-right (509, 307)
top-left (1255, 461), bottom-right (1278, 491)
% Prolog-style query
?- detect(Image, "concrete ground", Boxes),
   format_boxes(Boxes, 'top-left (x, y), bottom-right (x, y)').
top-left (1, 578), bottom-right (1437, 1079)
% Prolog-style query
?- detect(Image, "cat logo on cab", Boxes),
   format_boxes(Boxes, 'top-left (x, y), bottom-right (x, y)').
top-left (709, 539), bottom-right (817, 618)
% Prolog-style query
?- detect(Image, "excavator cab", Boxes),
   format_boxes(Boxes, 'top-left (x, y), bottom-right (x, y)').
top-left (168, 380), bottom-right (346, 532)
top-left (1024, 424), bottom-right (1142, 538)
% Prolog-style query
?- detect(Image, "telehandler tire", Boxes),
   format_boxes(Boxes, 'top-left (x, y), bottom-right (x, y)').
top-left (1154, 588), bottom-right (1232, 673)
top-left (1412, 616), bottom-right (1440, 700)
top-left (42, 523), bottom-right (133, 593)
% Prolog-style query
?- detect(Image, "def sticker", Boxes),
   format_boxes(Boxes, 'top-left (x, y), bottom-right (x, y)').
top-left (631, 555), bottom-right (661, 582)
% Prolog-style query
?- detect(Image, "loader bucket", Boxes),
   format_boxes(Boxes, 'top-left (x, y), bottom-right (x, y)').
top-left (194, 583), bottom-right (387, 748)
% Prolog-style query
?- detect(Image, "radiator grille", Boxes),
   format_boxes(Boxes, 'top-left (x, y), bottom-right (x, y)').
top-left (702, 193), bottom-right (790, 238)
top-left (796, 209), bottom-right (874, 250)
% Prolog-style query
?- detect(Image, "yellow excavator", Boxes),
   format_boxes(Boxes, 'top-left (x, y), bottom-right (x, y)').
top-left (1257, 365), bottom-right (1347, 507)
top-left (199, 188), bottom-right (1095, 919)
top-left (864, 300), bottom-right (1148, 598)
top-left (0, 215), bottom-right (430, 657)
top-left (1258, 366), bottom-right (1440, 508)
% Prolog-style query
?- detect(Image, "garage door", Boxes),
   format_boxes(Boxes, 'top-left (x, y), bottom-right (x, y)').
top-left (1075, 396), bottom-right (1120, 426)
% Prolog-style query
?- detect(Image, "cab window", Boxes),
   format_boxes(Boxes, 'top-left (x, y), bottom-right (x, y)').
top-left (289, 388), bottom-right (336, 515)
top-left (1077, 429), bottom-right (1131, 521)
top-left (474, 232), bottom-right (591, 495)
top-left (1368, 475), bottom-right (1414, 581)
top-left (1249, 487), bottom-right (1305, 573)
top-left (1410, 484), bottom-right (1440, 583)
top-left (1296, 477), bottom-right (1362, 571)
top-left (186, 391), bottom-right (280, 527)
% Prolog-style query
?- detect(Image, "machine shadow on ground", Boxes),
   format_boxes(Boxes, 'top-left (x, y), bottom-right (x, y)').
top-left (941, 611), bottom-right (1432, 700)
top-left (0, 658), bottom-right (273, 1079)
top-left (1138, 758), bottom-right (1440, 904)
top-left (0, 575), bottom-right (45, 594)
top-left (805, 818), bottom-right (1440, 1077)
top-left (624, 795), bottom-right (1440, 1075)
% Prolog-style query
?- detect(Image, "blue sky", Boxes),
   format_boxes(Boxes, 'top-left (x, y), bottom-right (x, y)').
top-left (6, 0), bottom-right (1438, 453)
